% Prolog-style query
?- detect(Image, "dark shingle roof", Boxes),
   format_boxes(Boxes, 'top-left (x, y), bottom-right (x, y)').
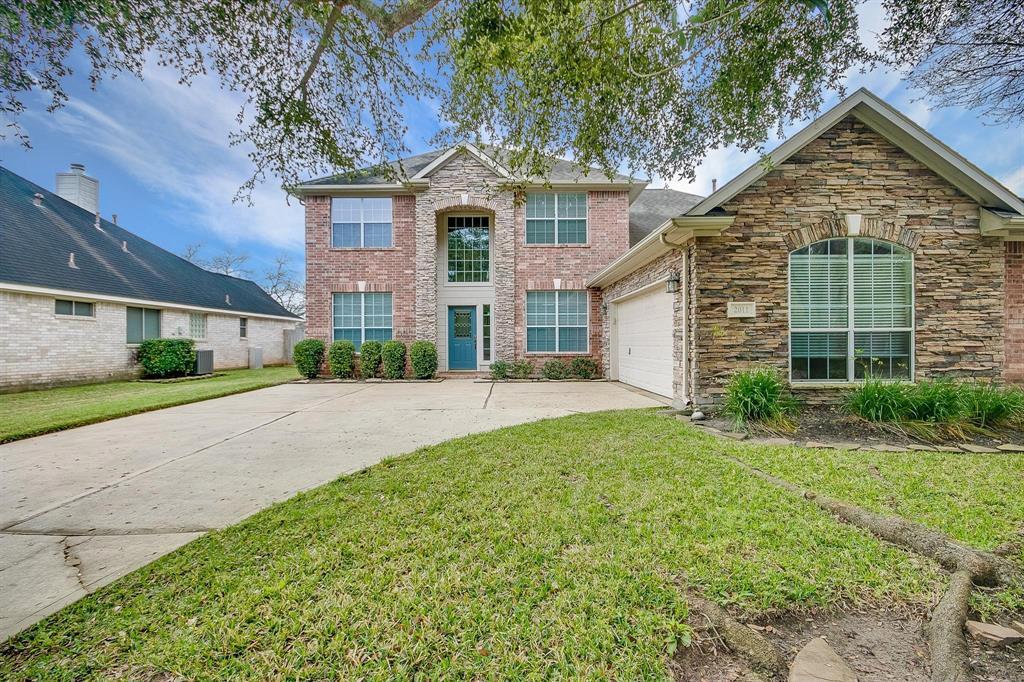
top-left (0, 166), bottom-right (299, 319)
top-left (627, 188), bottom-right (704, 245)
top-left (300, 144), bottom-right (637, 187)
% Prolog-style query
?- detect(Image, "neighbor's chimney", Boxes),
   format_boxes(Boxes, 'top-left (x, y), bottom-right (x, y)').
top-left (711, 178), bottom-right (717, 192)
top-left (55, 163), bottom-right (99, 214)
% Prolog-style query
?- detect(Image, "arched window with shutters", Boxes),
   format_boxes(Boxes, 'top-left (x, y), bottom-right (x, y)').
top-left (789, 238), bottom-right (913, 382)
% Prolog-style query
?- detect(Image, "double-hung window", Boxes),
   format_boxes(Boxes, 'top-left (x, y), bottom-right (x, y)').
top-left (126, 307), bottom-right (160, 344)
top-left (525, 193), bottom-right (587, 244)
top-left (447, 216), bottom-right (490, 282)
top-left (790, 237), bottom-right (913, 381)
top-left (526, 290), bottom-right (589, 353)
top-left (55, 299), bottom-right (94, 317)
top-left (333, 292), bottom-right (393, 350)
top-left (331, 197), bottom-right (393, 248)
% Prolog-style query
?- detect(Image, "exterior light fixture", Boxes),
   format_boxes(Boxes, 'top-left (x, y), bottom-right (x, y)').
top-left (666, 272), bottom-right (681, 293)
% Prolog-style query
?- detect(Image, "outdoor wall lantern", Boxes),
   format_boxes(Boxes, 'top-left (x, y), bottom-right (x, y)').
top-left (666, 272), bottom-right (681, 293)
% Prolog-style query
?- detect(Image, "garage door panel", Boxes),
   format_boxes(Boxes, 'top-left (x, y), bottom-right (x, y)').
top-left (614, 286), bottom-right (674, 398)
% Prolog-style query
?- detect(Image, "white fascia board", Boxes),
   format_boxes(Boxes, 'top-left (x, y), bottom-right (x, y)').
top-left (980, 207), bottom-right (1024, 237)
top-left (411, 142), bottom-right (512, 180)
top-left (288, 182), bottom-right (426, 198)
top-left (515, 180), bottom-right (649, 202)
top-left (586, 215), bottom-right (734, 288)
top-left (0, 281), bottom-right (302, 322)
top-left (687, 88), bottom-right (1024, 216)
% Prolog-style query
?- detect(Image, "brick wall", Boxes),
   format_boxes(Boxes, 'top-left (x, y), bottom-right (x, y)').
top-left (1006, 242), bottom-right (1024, 382)
top-left (693, 116), bottom-right (1004, 404)
top-left (162, 310), bottom-right (293, 368)
top-left (304, 193), bottom-right (417, 351)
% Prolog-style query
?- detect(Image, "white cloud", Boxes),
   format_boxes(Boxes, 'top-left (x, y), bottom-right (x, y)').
top-left (1003, 167), bottom-right (1024, 195)
top-left (32, 64), bottom-right (303, 252)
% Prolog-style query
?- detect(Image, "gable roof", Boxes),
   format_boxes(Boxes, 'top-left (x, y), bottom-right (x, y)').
top-left (293, 143), bottom-right (643, 198)
top-left (687, 88), bottom-right (1024, 217)
top-left (627, 188), bottom-right (704, 245)
top-left (0, 166), bottom-right (299, 320)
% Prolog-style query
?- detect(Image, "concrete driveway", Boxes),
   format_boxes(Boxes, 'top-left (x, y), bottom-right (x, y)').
top-left (0, 380), bottom-right (663, 640)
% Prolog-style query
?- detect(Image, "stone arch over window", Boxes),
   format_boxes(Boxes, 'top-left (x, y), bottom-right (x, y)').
top-left (789, 236), bottom-right (914, 382)
top-left (782, 216), bottom-right (922, 253)
top-left (431, 195), bottom-right (501, 215)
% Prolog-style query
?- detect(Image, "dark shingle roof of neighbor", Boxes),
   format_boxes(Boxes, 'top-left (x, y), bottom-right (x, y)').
top-left (627, 188), bottom-right (704, 245)
top-left (0, 166), bottom-right (299, 319)
top-left (301, 145), bottom-right (637, 186)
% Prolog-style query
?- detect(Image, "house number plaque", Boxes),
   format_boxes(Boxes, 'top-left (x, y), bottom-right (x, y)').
top-left (727, 302), bottom-right (756, 318)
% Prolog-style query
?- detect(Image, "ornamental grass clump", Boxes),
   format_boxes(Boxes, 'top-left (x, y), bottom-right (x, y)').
top-left (957, 382), bottom-right (1024, 429)
top-left (846, 380), bottom-right (913, 422)
top-left (907, 380), bottom-right (963, 424)
top-left (723, 367), bottom-right (797, 427)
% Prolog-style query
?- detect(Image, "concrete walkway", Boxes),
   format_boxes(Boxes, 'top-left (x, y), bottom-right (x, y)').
top-left (0, 380), bottom-right (663, 640)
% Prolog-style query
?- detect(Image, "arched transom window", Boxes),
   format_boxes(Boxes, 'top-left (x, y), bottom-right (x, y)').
top-left (789, 238), bottom-right (913, 382)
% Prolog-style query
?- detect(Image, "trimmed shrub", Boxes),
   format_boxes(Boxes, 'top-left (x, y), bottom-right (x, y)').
top-left (958, 382), bottom-right (1024, 428)
top-left (328, 340), bottom-right (356, 378)
top-left (359, 340), bottom-right (383, 378)
top-left (410, 341), bottom-right (438, 379)
top-left (293, 339), bottom-right (325, 379)
top-left (542, 359), bottom-right (568, 380)
top-left (381, 340), bottom-right (407, 379)
top-left (907, 380), bottom-right (963, 423)
top-left (137, 338), bottom-right (196, 378)
top-left (723, 366), bottom-right (797, 425)
top-left (846, 380), bottom-right (912, 422)
top-left (510, 359), bottom-right (535, 379)
top-left (569, 356), bottom-right (599, 380)
top-left (489, 359), bottom-right (510, 380)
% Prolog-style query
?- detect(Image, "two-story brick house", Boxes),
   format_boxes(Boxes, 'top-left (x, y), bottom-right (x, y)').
top-left (294, 143), bottom-right (676, 374)
top-left (295, 89), bottom-right (1024, 408)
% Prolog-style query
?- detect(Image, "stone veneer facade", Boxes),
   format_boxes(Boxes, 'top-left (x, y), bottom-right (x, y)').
top-left (601, 116), bottom-right (1010, 406)
top-left (305, 150), bottom-right (631, 370)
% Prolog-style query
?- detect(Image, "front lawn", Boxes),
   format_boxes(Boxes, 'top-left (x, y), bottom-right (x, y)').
top-left (0, 366), bottom-right (298, 443)
top-left (0, 410), bottom-right (964, 680)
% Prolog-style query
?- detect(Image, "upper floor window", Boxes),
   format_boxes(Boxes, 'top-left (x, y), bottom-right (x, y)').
top-left (331, 197), bottom-right (393, 248)
top-left (189, 313), bottom-right (207, 339)
top-left (127, 306), bottom-right (160, 344)
top-left (526, 290), bottom-right (589, 353)
top-left (789, 238), bottom-right (913, 382)
top-left (333, 292), bottom-right (393, 350)
top-left (447, 215), bottom-right (490, 283)
top-left (55, 299), bottom-right (94, 317)
top-left (526, 192), bottom-right (587, 244)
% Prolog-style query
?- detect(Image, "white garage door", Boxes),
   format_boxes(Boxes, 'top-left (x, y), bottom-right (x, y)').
top-left (614, 285), bottom-right (675, 398)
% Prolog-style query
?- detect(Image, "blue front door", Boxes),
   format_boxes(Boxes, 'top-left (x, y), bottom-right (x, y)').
top-left (448, 306), bottom-right (477, 370)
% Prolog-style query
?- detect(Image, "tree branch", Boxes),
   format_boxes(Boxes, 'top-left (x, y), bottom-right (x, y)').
top-left (297, 2), bottom-right (347, 97)
top-left (348, 0), bottom-right (443, 35)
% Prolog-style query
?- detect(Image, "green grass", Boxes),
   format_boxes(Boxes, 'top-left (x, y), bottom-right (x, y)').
top-left (1, 411), bottom-right (948, 680)
top-left (0, 366), bottom-right (298, 443)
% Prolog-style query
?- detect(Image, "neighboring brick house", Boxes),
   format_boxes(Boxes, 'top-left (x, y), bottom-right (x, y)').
top-left (294, 88), bottom-right (1023, 406)
top-left (0, 165), bottom-right (300, 390)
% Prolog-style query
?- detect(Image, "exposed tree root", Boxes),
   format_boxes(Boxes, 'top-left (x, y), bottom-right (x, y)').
top-left (717, 451), bottom-right (1021, 587)
top-left (927, 570), bottom-right (973, 682)
top-left (687, 593), bottom-right (785, 678)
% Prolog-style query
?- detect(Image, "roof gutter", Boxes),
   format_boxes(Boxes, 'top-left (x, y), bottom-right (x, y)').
top-left (980, 208), bottom-right (1024, 238)
top-left (587, 215), bottom-right (734, 288)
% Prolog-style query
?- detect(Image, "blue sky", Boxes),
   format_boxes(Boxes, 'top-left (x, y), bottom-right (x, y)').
top-left (2, 1), bottom-right (1021, 283)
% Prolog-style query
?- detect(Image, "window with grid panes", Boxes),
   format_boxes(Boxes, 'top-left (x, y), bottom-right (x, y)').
top-left (525, 193), bottom-right (587, 244)
top-left (332, 292), bottom-right (393, 350)
top-left (331, 197), bottom-right (393, 248)
top-left (526, 291), bottom-right (589, 353)
top-left (447, 216), bottom-right (490, 282)
top-left (789, 238), bottom-right (912, 381)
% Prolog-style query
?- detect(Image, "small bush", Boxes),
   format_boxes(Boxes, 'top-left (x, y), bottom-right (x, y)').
top-left (328, 340), bottom-right (356, 378)
top-left (359, 340), bottom-right (383, 378)
top-left (137, 338), bottom-right (196, 378)
top-left (490, 359), bottom-right (510, 380)
top-left (541, 359), bottom-right (568, 380)
top-left (569, 357), bottom-right (599, 380)
top-left (959, 382), bottom-right (1024, 428)
top-left (510, 359), bottom-right (535, 379)
top-left (846, 380), bottom-right (912, 422)
top-left (293, 339), bottom-right (325, 379)
top-left (410, 341), bottom-right (438, 379)
top-left (381, 340), bottom-right (407, 379)
top-left (723, 366), bottom-right (797, 425)
top-left (907, 380), bottom-right (963, 423)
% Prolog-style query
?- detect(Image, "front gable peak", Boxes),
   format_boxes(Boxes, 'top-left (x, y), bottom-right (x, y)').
top-left (411, 142), bottom-right (511, 181)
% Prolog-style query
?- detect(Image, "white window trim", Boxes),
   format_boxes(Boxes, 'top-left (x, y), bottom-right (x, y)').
top-left (788, 237), bottom-right (915, 383)
top-left (444, 214), bottom-right (493, 286)
top-left (54, 298), bottom-right (96, 320)
top-left (525, 290), bottom-right (590, 355)
top-left (332, 292), bottom-right (393, 351)
top-left (525, 192), bottom-right (589, 245)
top-left (331, 197), bottom-right (394, 249)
